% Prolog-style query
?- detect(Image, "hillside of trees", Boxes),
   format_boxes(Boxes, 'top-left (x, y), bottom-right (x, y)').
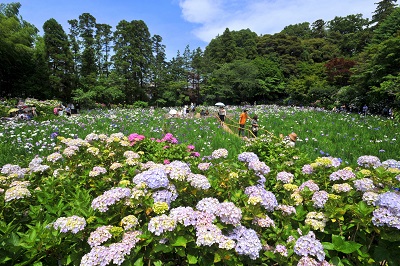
top-left (1, 1), bottom-right (399, 113)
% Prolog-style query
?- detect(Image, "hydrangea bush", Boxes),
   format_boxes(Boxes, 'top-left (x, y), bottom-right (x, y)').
top-left (0, 132), bottom-right (399, 265)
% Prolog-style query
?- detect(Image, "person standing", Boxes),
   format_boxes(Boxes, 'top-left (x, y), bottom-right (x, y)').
top-left (251, 114), bottom-right (259, 137)
top-left (218, 106), bottom-right (226, 125)
top-left (238, 109), bottom-right (249, 137)
top-left (362, 104), bottom-right (368, 116)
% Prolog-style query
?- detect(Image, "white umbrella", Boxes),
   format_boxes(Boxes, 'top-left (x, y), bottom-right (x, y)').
top-left (215, 102), bottom-right (225, 107)
top-left (169, 109), bottom-right (177, 115)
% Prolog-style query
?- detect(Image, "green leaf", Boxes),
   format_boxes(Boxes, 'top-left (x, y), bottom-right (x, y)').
top-left (322, 242), bottom-right (335, 250)
top-left (134, 257), bottom-right (144, 266)
top-left (171, 236), bottom-right (187, 247)
top-left (153, 261), bottom-right (163, 266)
top-left (187, 254), bottom-right (198, 264)
top-left (153, 244), bottom-right (173, 253)
top-left (332, 235), bottom-right (362, 254)
top-left (214, 253), bottom-right (221, 263)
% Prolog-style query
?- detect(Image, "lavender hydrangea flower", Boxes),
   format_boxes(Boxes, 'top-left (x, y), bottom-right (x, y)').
top-left (276, 204), bottom-right (297, 216)
top-left (80, 230), bottom-right (141, 266)
top-left (198, 162), bottom-right (212, 171)
top-left (165, 160), bottom-right (191, 181)
top-left (245, 185), bottom-right (278, 212)
top-left (302, 164), bottom-right (314, 174)
top-left (362, 191), bottom-right (379, 206)
top-left (196, 197), bottom-right (220, 214)
top-left (248, 160), bottom-right (270, 175)
top-left (299, 180), bottom-right (319, 192)
top-left (274, 244), bottom-right (288, 257)
top-left (372, 208), bottom-right (400, 229)
top-left (91, 187), bottom-right (131, 212)
top-left (353, 178), bottom-right (375, 192)
top-left (87, 225), bottom-right (113, 247)
top-left (132, 168), bottom-right (169, 189)
top-left (357, 155), bottom-right (382, 168)
top-left (312, 190), bottom-right (329, 208)
top-left (169, 206), bottom-right (196, 226)
top-left (382, 159), bottom-right (400, 169)
top-left (276, 171), bottom-right (294, 184)
top-left (294, 231), bottom-right (325, 261)
top-left (229, 225), bottom-right (262, 260)
top-left (329, 169), bottom-right (355, 181)
top-left (53, 215), bottom-right (86, 234)
top-left (211, 148), bottom-right (228, 159)
top-left (152, 189), bottom-right (175, 206)
top-left (238, 152), bottom-right (259, 163)
top-left (148, 214), bottom-right (177, 236)
top-left (4, 185), bottom-right (31, 202)
top-left (47, 152), bottom-right (63, 163)
top-left (187, 173), bottom-right (211, 190)
top-left (217, 202), bottom-right (242, 225)
top-left (89, 166), bottom-right (107, 177)
top-left (375, 192), bottom-right (400, 216)
top-left (253, 215), bottom-right (275, 228)
top-left (195, 224), bottom-right (223, 246)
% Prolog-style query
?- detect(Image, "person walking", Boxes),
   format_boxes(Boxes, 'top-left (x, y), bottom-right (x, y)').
top-left (218, 106), bottom-right (226, 125)
top-left (251, 114), bottom-right (259, 137)
top-left (238, 109), bottom-right (249, 137)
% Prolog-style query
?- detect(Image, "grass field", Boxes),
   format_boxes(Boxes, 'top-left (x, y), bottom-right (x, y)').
top-left (0, 105), bottom-right (398, 167)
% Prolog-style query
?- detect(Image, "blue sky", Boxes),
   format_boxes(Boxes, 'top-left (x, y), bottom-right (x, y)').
top-left (4, 0), bottom-right (378, 59)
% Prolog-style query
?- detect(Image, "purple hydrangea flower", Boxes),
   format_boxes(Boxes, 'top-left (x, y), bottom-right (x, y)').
top-left (353, 178), bottom-right (375, 192)
top-left (217, 202), bottom-right (242, 225)
top-left (169, 206), bottom-right (196, 226)
top-left (87, 225), bottom-right (113, 247)
top-left (312, 190), bottom-right (329, 208)
top-left (198, 162), bottom-right (212, 171)
top-left (294, 231), bottom-right (325, 261)
top-left (357, 155), bottom-right (382, 168)
top-left (248, 160), bottom-right (270, 175)
top-left (52, 215), bottom-right (86, 234)
top-left (245, 185), bottom-right (278, 212)
top-left (148, 214), bottom-right (177, 235)
top-left (91, 187), bottom-right (131, 212)
top-left (187, 173), bottom-right (211, 190)
top-left (238, 152), bottom-right (259, 163)
top-left (302, 164), bottom-right (314, 174)
top-left (196, 197), bottom-right (220, 214)
top-left (299, 180), bottom-right (319, 192)
top-left (329, 169), bottom-right (355, 181)
top-left (276, 171), bottom-right (294, 184)
top-left (211, 148), bottom-right (229, 159)
top-left (132, 168), bottom-right (169, 189)
top-left (229, 225), bottom-right (262, 260)
top-left (375, 192), bottom-right (400, 216)
top-left (274, 244), bottom-right (288, 257)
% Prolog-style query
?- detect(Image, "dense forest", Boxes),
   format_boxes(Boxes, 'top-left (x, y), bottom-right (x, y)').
top-left (0, 1), bottom-right (399, 113)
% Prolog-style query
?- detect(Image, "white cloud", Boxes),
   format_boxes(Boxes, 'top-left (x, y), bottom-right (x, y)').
top-left (179, 0), bottom-right (377, 42)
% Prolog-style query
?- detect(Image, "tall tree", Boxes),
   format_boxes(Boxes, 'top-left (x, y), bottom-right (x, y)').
top-left (0, 2), bottom-right (38, 98)
top-left (148, 34), bottom-right (167, 104)
top-left (113, 19), bottom-right (152, 103)
top-left (372, 0), bottom-right (398, 27)
top-left (311, 19), bottom-right (327, 38)
top-left (78, 13), bottom-right (97, 77)
top-left (43, 18), bottom-right (74, 100)
top-left (281, 22), bottom-right (312, 39)
top-left (95, 23), bottom-right (113, 77)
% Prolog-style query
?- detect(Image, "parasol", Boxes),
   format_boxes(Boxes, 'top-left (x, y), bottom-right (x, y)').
top-left (169, 109), bottom-right (177, 115)
top-left (215, 102), bottom-right (225, 107)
